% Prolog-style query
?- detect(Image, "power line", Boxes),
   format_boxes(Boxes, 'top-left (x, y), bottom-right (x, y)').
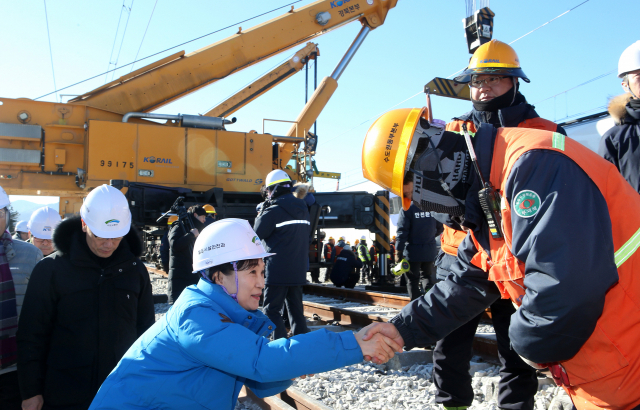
top-left (130, 0), bottom-right (159, 73)
top-left (34, 0), bottom-right (304, 101)
top-left (43, 0), bottom-right (58, 102)
top-left (320, 0), bottom-right (596, 148)
top-left (533, 69), bottom-right (616, 105)
top-left (110, 0), bottom-right (135, 82)
top-left (106, 1), bottom-right (127, 83)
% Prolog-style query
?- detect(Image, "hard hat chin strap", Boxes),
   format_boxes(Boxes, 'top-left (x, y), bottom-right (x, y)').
top-left (200, 262), bottom-right (240, 303)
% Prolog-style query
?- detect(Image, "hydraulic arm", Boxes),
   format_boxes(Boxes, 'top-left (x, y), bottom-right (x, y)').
top-left (69, 0), bottom-right (399, 114)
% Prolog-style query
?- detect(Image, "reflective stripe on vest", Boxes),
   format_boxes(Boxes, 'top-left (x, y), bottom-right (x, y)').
top-left (614, 227), bottom-right (640, 267)
top-left (275, 220), bottom-right (310, 228)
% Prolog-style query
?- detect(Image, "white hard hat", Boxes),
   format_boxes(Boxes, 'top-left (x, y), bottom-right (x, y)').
top-left (28, 207), bottom-right (61, 240)
top-left (360, 235), bottom-right (367, 241)
top-left (15, 220), bottom-right (28, 233)
top-left (192, 218), bottom-right (274, 272)
top-left (80, 184), bottom-right (131, 239)
top-left (0, 186), bottom-right (9, 209)
top-left (618, 40), bottom-right (640, 78)
top-left (265, 169), bottom-right (291, 187)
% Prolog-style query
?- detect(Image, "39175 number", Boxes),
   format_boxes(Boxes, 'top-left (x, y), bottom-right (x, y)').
top-left (99, 160), bottom-right (134, 168)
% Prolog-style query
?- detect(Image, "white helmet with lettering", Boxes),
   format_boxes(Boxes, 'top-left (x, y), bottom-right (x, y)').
top-left (192, 218), bottom-right (274, 272)
top-left (80, 184), bottom-right (131, 238)
top-left (28, 206), bottom-right (61, 240)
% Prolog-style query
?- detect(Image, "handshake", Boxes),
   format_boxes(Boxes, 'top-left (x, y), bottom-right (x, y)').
top-left (353, 323), bottom-right (405, 364)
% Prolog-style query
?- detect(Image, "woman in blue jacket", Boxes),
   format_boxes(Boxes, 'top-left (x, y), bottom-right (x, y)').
top-left (90, 218), bottom-right (400, 410)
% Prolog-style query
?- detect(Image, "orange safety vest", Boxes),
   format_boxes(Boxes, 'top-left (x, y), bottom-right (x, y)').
top-left (440, 117), bottom-right (561, 255)
top-left (468, 127), bottom-right (640, 409)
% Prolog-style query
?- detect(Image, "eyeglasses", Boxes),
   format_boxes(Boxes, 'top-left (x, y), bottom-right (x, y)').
top-left (469, 76), bottom-right (509, 89)
top-left (33, 237), bottom-right (53, 244)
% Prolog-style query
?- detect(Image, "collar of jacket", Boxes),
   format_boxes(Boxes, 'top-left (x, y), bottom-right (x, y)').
top-left (196, 278), bottom-right (274, 337)
top-left (52, 215), bottom-right (142, 268)
top-left (457, 100), bottom-right (538, 129)
top-left (626, 99), bottom-right (640, 122)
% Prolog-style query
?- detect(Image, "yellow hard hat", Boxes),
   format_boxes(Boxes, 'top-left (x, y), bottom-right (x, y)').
top-left (168, 215), bottom-right (178, 225)
top-left (328, 236), bottom-right (334, 240)
top-left (362, 107), bottom-right (428, 211)
top-left (203, 204), bottom-right (216, 214)
top-left (354, 239), bottom-right (360, 245)
top-left (392, 235), bottom-right (396, 241)
top-left (454, 40), bottom-right (529, 83)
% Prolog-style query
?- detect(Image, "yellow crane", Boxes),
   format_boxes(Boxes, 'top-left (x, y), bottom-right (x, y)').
top-left (0, 0), bottom-right (399, 224)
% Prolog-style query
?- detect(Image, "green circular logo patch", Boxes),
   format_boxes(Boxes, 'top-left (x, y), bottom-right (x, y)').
top-left (513, 190), bottom-right (541, 218)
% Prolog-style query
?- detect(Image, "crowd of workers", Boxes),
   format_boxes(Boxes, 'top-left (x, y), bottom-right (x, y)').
top-left (0, 39), bottom-right (638, 410)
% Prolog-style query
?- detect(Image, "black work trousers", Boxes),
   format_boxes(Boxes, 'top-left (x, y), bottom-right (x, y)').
top-left (331, 269), bottom-right (360, 289)
top-left (263, 285), bottom-right (309, 339)
top-left (0, 370), bottom-right (21, 410)
top-left (403, 261), bottom-right (436, 301)
top-left (433, 298), bottom-right (538, 410)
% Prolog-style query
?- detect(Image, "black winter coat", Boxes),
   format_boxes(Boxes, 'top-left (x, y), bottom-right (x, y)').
top-left (395, 204), bottom-right (439, 262)
top-left (599, 94), bottom-right (640, 193)
top-left (168, 214), bottom-right (205, 303)
top-left (330, 249), bottom-right (362, 286)
top-left (254, 192), bottom-right (310, 286)
top-left (17, 216), bottom-right (154, 410)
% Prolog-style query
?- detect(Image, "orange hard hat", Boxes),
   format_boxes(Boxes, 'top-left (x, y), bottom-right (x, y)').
top-left (168, 215), bottom-right (178, 225)
top-left (455, 40), bottom-right (529, 83)
top-left (203, 204), bottom-right (216, 214)
top-left (362, 107), bottom-right (428, 211)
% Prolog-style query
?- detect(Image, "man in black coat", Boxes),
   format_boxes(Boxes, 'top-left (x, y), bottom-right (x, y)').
top-left (330, 244), bottom-right (362, 288)
top-left (599, 41), bottom-right (640, 192)
top-left (167, 205), bottom-right (206, 304)
top-left (254, 170), bottom-right (310, 339)
top-left (17, 185), bottom-right (155, 410)
top-left (395, 204), bottom-right (440, 301)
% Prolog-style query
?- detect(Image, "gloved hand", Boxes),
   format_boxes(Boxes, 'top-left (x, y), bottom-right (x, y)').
top-left (391, 259), bottom-right (410, 276)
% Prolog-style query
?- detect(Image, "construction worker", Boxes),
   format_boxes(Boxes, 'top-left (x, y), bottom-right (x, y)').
top-left (323, 236), bottom-right (335, 283)
top-left (203, 204), bottom-right (217, 226)
top-left (27, 206), bottom-right (61, 257)
top-left (428, 39), bottom-right (568, 410)
top-left (18, 184), bottom-right (155, 410)
top-left (12, 220), bottom-right (28, 241)
top-left (159, 215), bottom-right (178, 272)
top-left (334, 236), bottom-right (346, 257)
top-left (330, 243), bottom-right (362, 288)
top-left (0, 187), bottom-right (42, 410)
top-left (395, 204), bottom-right (439, 301)
top-left (168, 205), bottom-right (207, 304)
top-left (360, 106), bottom-right (640, 409)
top-left (89, 219), bottom-right (400, 410)
top-left (254, 169), bottom-right (310, 339)
top-left (356, 235), bottom-right (373, 282)
top-left (389, 236), bottom-right (396, 264)
top-left (600, 40), bottom-right (640, 192)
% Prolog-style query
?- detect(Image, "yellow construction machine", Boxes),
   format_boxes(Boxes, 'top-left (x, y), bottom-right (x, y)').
top-left (0, 0), bottom-right (398, 229)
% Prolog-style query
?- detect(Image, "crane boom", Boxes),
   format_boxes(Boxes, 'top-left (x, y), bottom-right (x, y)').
top-left (205, 43), bottom-right (319, 118)
top-left (69, 0), bottom-right (398, 114)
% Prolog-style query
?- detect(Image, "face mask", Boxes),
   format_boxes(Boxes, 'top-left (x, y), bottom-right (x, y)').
top-left (471, 81), bottom-right (518, 112)
top-left (408, 123), bottom-right (471, 216)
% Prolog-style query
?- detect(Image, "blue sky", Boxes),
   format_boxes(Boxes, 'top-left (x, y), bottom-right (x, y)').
top-left (1, 0), bottom-right (636, 196)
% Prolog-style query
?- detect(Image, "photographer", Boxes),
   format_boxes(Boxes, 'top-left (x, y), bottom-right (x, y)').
top-left (168, 205), bottom-right (207, 304)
